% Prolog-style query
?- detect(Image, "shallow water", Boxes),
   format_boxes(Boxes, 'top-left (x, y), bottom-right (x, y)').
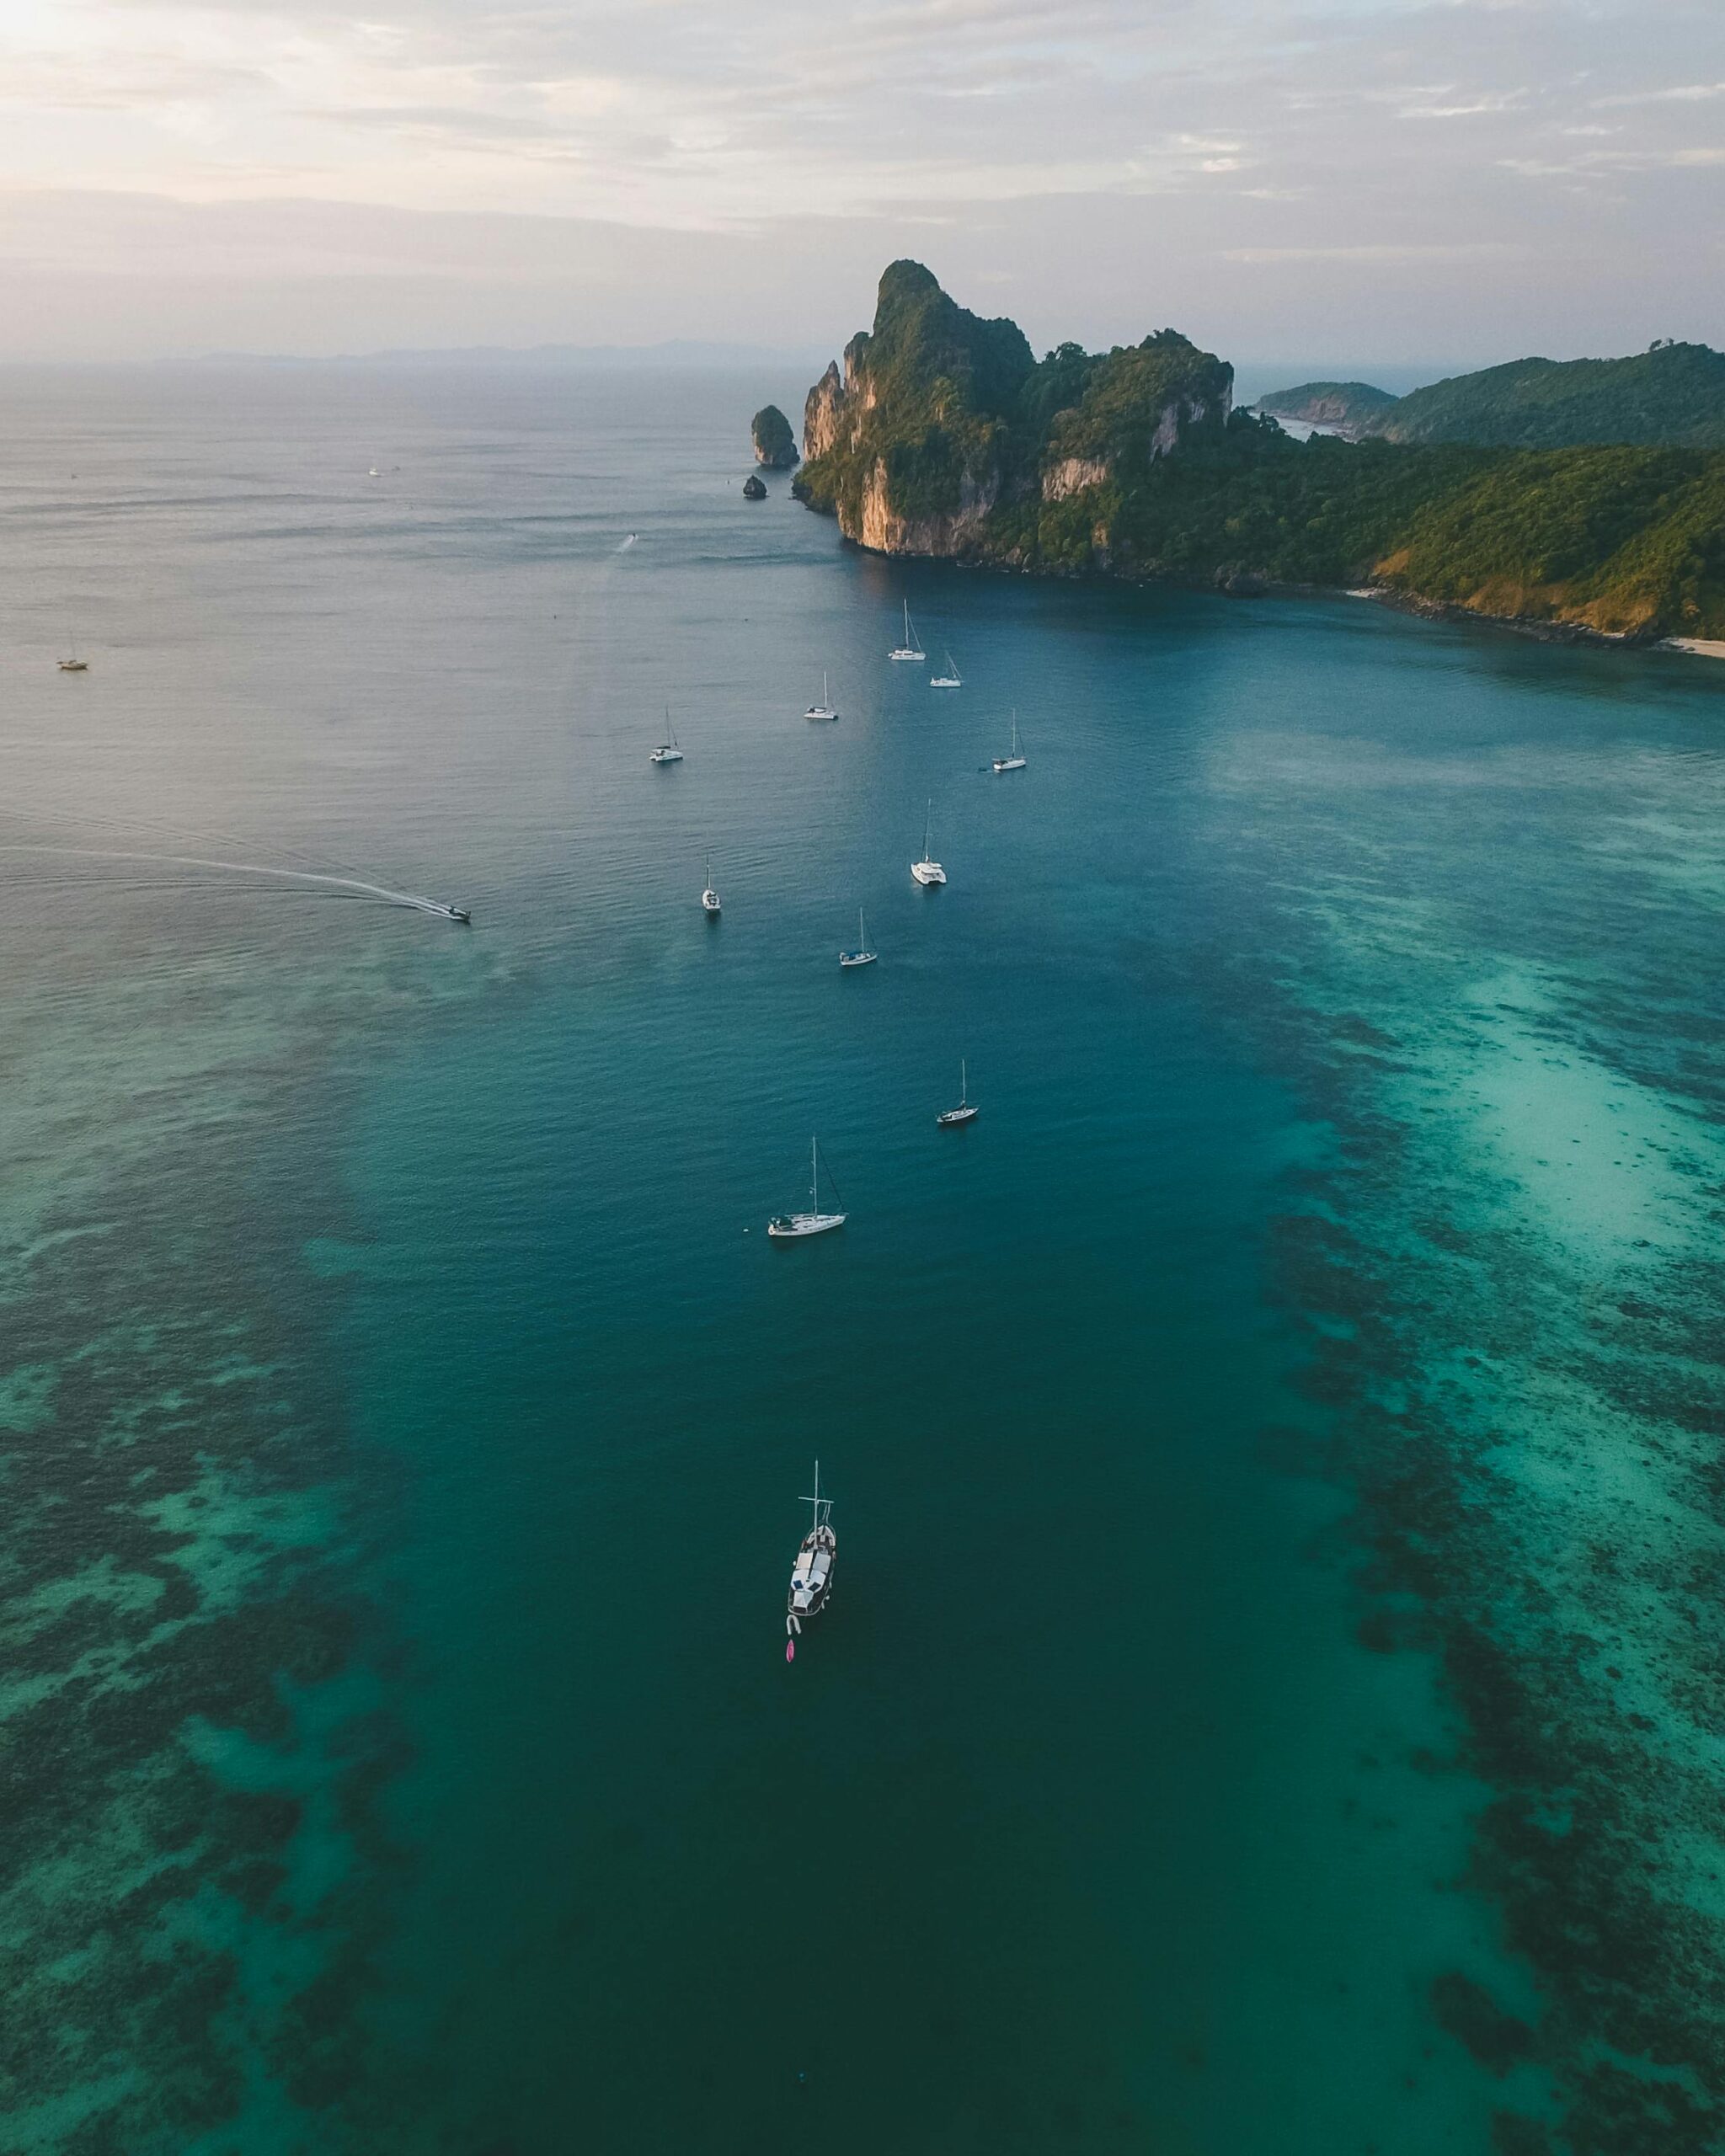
top-left (2, 364), bottom-right (1721, 2155)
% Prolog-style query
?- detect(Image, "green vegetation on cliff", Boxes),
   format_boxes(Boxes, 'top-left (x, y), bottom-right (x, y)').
top-left (788, 266), bottom-right (1725, 639)
top-left (1256, 382), bottom-right (1399, 433)
top-left (795, 261), bottom-right (1228, 539)
top-left (1376, 344), bottom-right (1725, 451)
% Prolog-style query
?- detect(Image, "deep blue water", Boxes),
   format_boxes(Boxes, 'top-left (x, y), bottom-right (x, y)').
top-left (2, 365), bottom-right (1722, 2156)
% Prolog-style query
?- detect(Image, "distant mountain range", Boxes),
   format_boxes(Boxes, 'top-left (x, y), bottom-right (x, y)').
top-left (788, 265), bottom-right (1725, 643)
top-left (1259, 344), bottom-right (1725, 450)
top-left (190, 339), bottom-right (827, 371)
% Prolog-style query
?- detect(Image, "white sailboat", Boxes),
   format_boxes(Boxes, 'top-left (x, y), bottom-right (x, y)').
top-left (937, 1058), bottom-right (980, 1127)
top-left (786, 1462), bottom-right (836, 1643)
top-left (649, 711), bottom-right (684, 764)
top-left (702, 853), bottom-right (721, 915)
top-left (930, 651), bottom-right (962, 689)
top-left (992, 712), bottom-right (1027, 773)
top-left (911, 799), bottom-right (946, 886)
top-left (768, 1137), bottom-right (847, 1239)
top-left (804, 671), bottom-right (838, 721)
top-left (838, 908), bottom-right (876, 968)
top-left (58, 613), bottom-right (88, 672)
top-left (888, 600), bottom-right (926, 662)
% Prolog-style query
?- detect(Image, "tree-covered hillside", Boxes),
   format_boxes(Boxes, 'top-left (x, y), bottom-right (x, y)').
top-left (1376, 344), bottom-right (1725, 450)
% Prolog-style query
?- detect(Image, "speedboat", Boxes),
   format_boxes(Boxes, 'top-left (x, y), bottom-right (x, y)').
top-left (447, 905), bottom-right (472, 924)
top-left (786, 1464), bottom-right (836, 1648)
top-left (911, 799), bottom-right (946, 886)
top-left (804, 671), bottom-right (838, 720)
top-left (768, 1137), bottom-right (846, 1238)
top-left (937, 1059), bottom-right (979, 1126)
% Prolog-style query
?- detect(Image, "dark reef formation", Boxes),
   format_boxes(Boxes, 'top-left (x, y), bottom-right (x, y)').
top-left (741, 472), bottom-right (766, 499)
top-left (750, 404), bottom-right (798, 468)
top-left (788, 263), bottom-right (1725, 641)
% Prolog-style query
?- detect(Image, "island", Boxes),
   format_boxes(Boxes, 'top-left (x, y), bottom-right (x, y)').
top-left (788, 262), bottom-right (1725, 645)
top-left (750, 405), bottom-right (798, 468)
top-left (1254, 382), bottom-right (1400, 440)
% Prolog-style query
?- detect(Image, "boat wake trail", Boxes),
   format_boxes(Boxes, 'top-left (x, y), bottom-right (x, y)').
top-left (0, 846), bottom-right (467, 919)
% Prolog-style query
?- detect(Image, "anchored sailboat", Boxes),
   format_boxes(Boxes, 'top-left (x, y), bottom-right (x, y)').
top-left (839, 908), bottom-right (876, 968)
top-left (992, 712), bottom-right (1026, 772)
top-left (888, 600), bottom-right (926, 663)
top-left (767, 1137), bottom-right (847, 1239)
top-left (649, 712), bottom-right (684, 764)
top-left (911, 799), bottom-right (946, 886)
top-left (930, 651), bottom-right (962, 689)
top-left (804, 671), bottom-right (838, 721)
top-left (786, 1462), bottom-right (836, 1645)
top-left (937, 1059), bottom-right (980, 1126)
top-left (702, 852), bottom-right (721, 916)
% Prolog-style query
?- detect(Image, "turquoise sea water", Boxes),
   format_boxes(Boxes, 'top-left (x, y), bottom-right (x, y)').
top-left (2, 366), bottom-right (1722, 2155)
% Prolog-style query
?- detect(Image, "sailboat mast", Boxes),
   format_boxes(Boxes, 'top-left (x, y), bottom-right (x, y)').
top-left (811, 1135), bottom-right (819, 1211)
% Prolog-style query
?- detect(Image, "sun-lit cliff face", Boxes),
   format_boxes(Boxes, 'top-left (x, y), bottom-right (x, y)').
top-left (793, 259), bottom-right (1231, 559)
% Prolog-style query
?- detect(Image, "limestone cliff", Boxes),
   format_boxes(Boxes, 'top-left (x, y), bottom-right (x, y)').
top-left (793, 262), bottom-right (1231, 562)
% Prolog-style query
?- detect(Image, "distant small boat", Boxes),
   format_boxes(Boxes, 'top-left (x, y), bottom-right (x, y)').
top-left (57, 657), bottom-right (88, 674)
top-left (804, 671), bottom-right (838, 721)
top-left (786, 1462), bottom-right (836, 1639)
top-left (839, 908), bottom-right (876, 968)
top-left (937, 1059), bottom-right (980, 1127)
top-left (768, 1137), bottom-right (846, 1239)
top-left (888, 600), bottom-right (926, 663)
top-left (930, 652), bottom-right (962, 689)
top-left (446, 905), bottom-right (472, 924)
top-left (911, 799), bottom-right (946, 887)
top-left (702, 853), bottom-right (721, 916)
top-left (367, 467), bottom-right (382, 478)
top-left (649, 712), bottom-right (684, 765)
top-left (992, 712), bottom-right (1027, 773)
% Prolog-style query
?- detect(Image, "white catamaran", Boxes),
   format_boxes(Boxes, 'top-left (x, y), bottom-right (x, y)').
top-left (786, 1463), bottom-right (836, 1642)
top-left (930, 651), bottom-right (962, 689)
top-left (911, 800), bottom-right (946, 886)
top-left (839, 908), bottom-right (876, 968)
top-left (888, 600), bottom-right (926, 663)
top-left (649, 712), bottom-right (684, 764)
top-left (804, 672), bottom-right (838, 721)
top-left (937, 1058), bottom-right (980, 1126)
top-left (702, 853), bottom-right (721, 915)
top-left (767, 1138), bottom-right (847, 1239)
top-left (992, 712), bottom-right (1026, 773)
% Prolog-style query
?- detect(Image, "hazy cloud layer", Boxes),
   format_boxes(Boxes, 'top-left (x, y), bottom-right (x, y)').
top-left (1, 0), bottom-right (1719, 361)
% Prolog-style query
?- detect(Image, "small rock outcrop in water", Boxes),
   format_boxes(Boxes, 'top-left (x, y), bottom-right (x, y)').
top-left (742, 473), bottom-right (767, 499)
top-left (750, 406), bottom-right (798, 468)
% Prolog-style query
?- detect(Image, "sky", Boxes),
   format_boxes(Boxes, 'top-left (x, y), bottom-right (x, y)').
top-left (1, 0), bottom-right (1720, 366)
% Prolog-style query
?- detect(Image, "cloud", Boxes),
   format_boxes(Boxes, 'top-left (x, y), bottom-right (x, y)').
top-left (0, 0), bottom-right (1716, 356)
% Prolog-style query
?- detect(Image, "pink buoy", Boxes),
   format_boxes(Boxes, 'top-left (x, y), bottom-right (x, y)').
top-left (786, 1638), bottom-right (795, 1662)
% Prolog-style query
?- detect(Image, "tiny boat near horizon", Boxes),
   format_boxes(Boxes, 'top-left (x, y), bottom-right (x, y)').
top-left (839, 907), bottom-right (876, 968)
top-left (786, 1462), bottom-right (836, 1644)
top-left (888, 600), bottom-right (926, 663)
top-left (937, 1058), bottom-right (980, 1127)
top-left (767, 1137), bottom-right (846, 1239)
top-left (702, 852), bottom-right (721, 916)
top-left (649, 712), bottom-right (684, 764)
top-left (992, 713), bottom-right (1026, 773)
top-left (804, 671), bottom-right (838, 721)
top-left (911, 799), bottom-right (946, 886)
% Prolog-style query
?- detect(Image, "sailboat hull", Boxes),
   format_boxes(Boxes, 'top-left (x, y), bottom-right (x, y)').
top-left (911, 862), bottom-right (946, 885)
top-left (992, 755), bottom-right (1026, 772)
top-left (838, 952), bottom-right (877, 968)
top-left (767, 1212), bottom-right (846, 1239)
